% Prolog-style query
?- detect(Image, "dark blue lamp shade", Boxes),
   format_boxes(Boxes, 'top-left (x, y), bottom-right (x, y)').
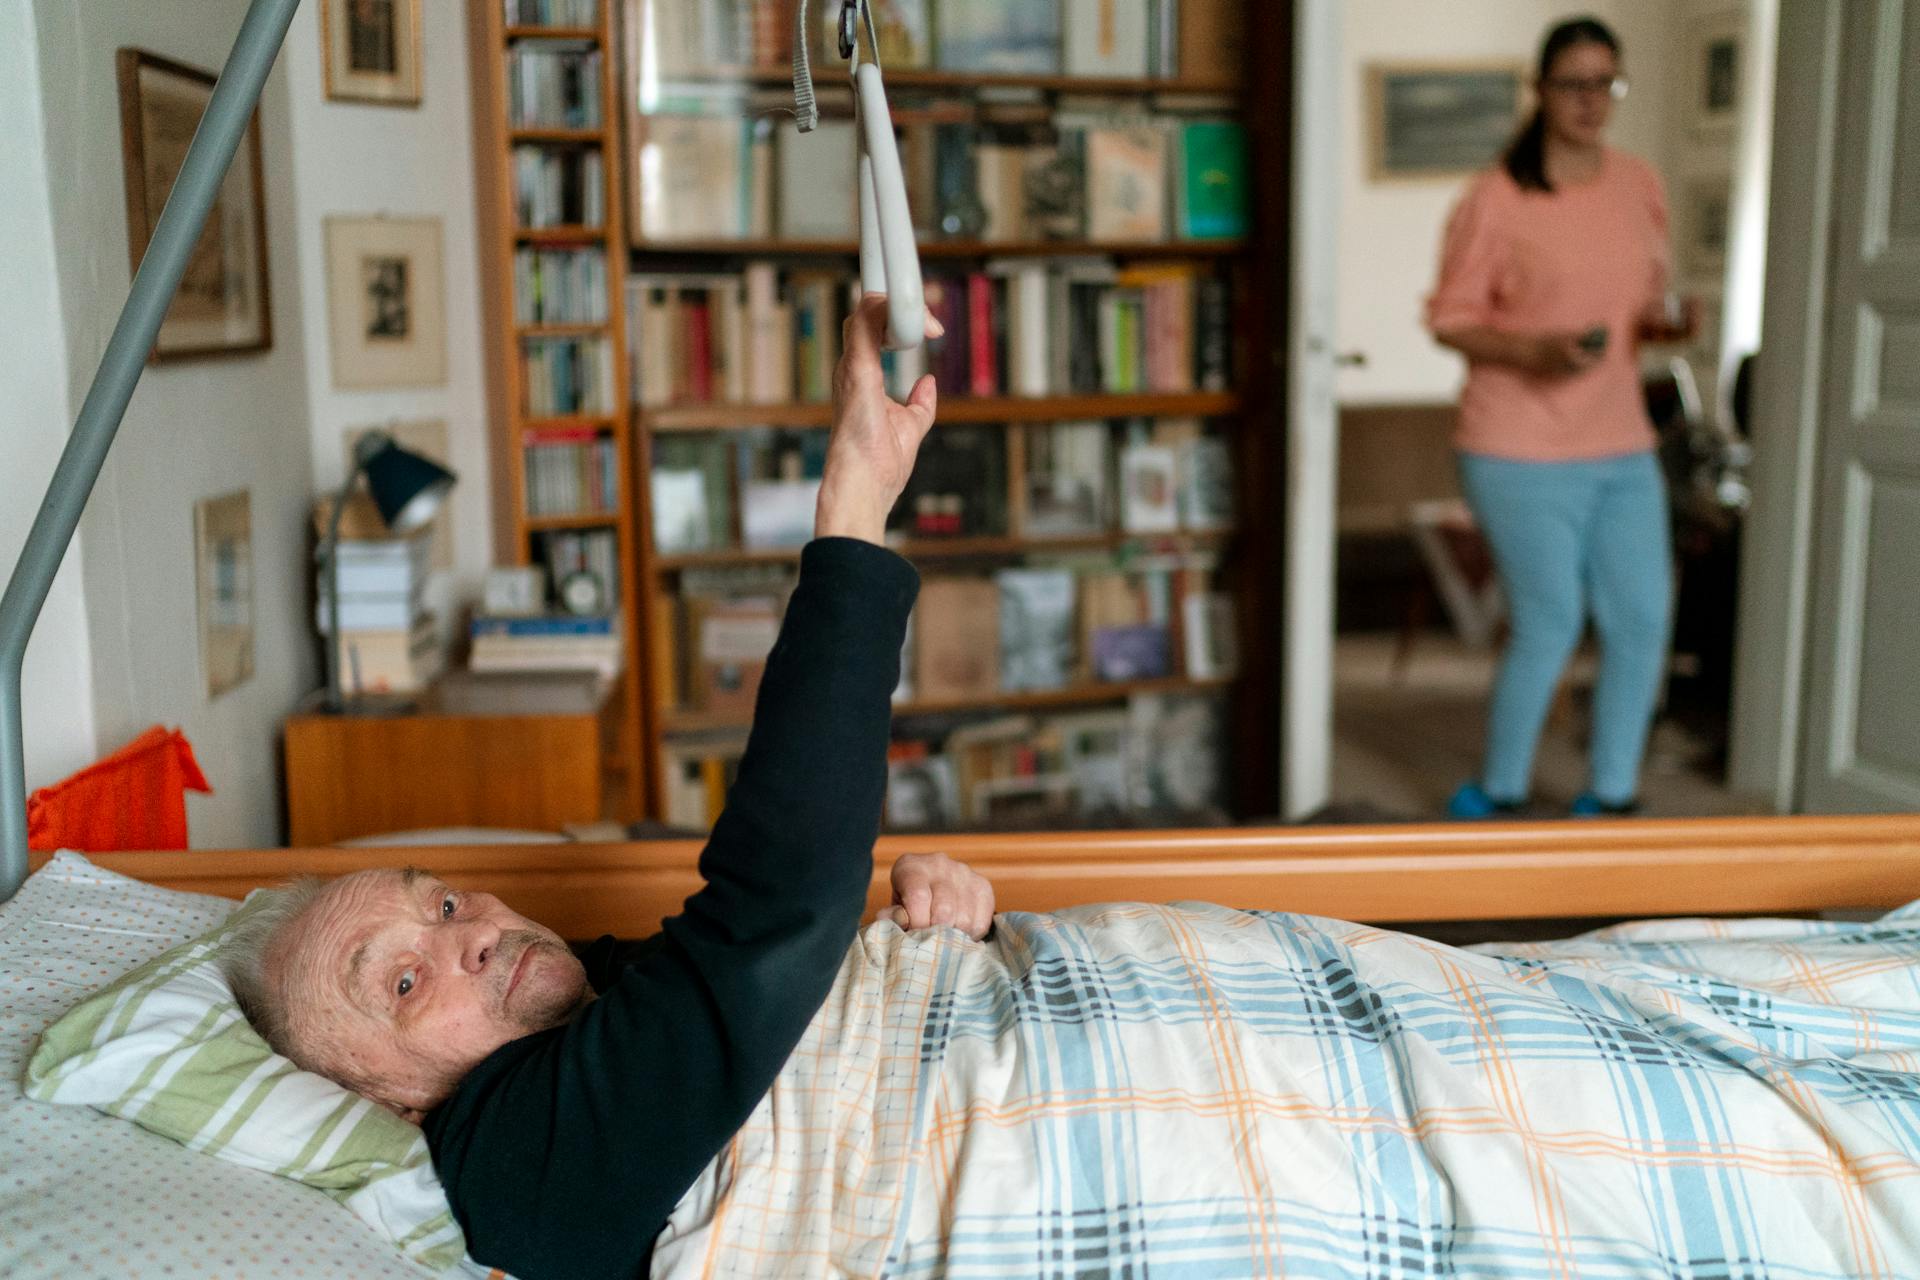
top-left (361, 438), bottom-right (455, 534)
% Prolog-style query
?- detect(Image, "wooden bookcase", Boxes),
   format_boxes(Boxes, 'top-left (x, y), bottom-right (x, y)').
top-left (471, 0), bottom-right (1286, 825)
top-left (471, 0), bottom-right (648, 814)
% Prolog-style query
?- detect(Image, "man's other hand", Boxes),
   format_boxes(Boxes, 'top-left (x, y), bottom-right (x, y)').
top-left (881, 852), bottom-right (994, 940)
top-left (814, 293), bottom-right (943, 546)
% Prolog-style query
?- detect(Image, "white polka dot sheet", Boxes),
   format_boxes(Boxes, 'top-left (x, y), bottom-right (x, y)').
top-left (0, 852), bottom-right (475, 1279)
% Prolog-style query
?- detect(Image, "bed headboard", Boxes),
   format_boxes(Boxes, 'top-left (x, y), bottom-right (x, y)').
top-left (40, 814), bottom-right (1920, 939)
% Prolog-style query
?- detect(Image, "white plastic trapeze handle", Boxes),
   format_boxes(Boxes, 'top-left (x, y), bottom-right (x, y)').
top-left (853, 62), bottom-right (924, 350)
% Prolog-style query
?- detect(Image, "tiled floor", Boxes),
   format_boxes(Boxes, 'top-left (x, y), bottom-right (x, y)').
top-left (1330, 631), bottom-right (1769, 822)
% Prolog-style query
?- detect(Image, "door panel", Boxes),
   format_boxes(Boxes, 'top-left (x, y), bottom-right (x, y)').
top-left (1800, 0), bottom-right (1920, 811)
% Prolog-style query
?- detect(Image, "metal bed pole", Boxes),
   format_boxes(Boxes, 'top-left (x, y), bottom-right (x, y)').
top-left (0, 0), bottom-right (303, 902)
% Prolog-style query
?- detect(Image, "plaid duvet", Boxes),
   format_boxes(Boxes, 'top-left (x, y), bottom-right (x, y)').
top-left (651, 902), bottom-right (1920, 1278)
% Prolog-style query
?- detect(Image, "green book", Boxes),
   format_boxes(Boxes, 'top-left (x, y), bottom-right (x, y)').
top-left (1179, 121), bottom-right (1250, 240)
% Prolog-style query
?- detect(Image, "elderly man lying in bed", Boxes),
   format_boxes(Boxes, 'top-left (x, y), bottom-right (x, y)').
top-left (217, 298), bottom-right (1920, 1280)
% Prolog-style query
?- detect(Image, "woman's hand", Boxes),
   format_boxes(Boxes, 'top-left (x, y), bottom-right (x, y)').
top-left (1524, 330), bottom-right (1607, 376)
top-left (814, 294), bottom-right (944, 546)
top-left (881, 851), bottom-right (995, 940)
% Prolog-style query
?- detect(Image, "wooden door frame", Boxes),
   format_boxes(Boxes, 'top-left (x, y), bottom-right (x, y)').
top-left (1727, 1), bottom-right (1849, 811)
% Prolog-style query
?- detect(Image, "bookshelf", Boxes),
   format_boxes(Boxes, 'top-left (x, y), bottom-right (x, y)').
top-left (473, 0), bottom-right (647, 812)
top-left (472, 0), bottom-right (1283, 829)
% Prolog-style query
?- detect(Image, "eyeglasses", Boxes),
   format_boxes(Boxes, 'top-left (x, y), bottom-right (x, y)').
top-left (1542, 75), bottom-right (1630, 100)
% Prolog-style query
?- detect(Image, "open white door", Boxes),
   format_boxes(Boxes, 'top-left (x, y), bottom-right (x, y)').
top-left (1280, 0), bottom-right (1342, 820)
top-left (1798, 0), bottom-right (1920, 811)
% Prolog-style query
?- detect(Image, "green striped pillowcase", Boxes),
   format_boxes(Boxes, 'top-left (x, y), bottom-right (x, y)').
top-left (22, 893), bottom-right (500, 1278)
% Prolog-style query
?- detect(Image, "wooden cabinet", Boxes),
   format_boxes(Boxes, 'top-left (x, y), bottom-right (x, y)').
top-left (284, 678), bottom-right (613, 845)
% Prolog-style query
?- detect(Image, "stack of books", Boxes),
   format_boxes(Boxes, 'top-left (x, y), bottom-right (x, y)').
top-left (317, 528), bottom-right (440, 697)
top-left (512, 145), bottom-right (605, 229)
top-left (505, 40), bottom-right (602, 128)
top-left (469, 612), bottom-right (623, 678)
top-left (523, 334), bottom-right (615, 417)
top-left (514, 246), bottom-right (608, 325)
top-left (523, 429), bottom-right (618, 517)
top-left (503, 0), bottom-right (599, 27)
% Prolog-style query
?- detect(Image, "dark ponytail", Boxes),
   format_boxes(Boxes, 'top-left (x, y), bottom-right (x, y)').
top-left (1503, 15), bottom-right (1621, 193)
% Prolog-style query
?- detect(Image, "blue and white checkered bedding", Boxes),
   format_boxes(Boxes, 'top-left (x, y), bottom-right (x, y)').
top-left (651, 902), bottom-right (1920, 1278)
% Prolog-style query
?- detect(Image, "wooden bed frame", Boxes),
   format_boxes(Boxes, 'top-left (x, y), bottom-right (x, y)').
top-left (40, 814), bottom-right (1920, 939)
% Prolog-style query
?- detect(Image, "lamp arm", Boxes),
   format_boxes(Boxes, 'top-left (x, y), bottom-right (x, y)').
top-left (0, 0), bottom-right (303, 900)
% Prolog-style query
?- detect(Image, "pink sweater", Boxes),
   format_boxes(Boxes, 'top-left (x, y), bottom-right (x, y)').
top-left (1426, 148), bottom-right (1671, 461)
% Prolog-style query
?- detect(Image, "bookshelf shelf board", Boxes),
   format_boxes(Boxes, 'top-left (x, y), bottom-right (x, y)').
top-left (523, 414), bottom-right (618, 436)
top-left (517, 322), bottom-right (612, 338)
top-left (510, 126), bottom-right (605, 144)
top-left (504, 26), bottom-right (601, 41)
top-left (524, 512), bottom-right (620, 531)
top-left (652, 531), bottom-right (1228, 572)
top-left (516, 225), bottom-right (608, 244)
top-left (662, 676), bottom-right (1235, 733)
top-left (653, 66), bottom-right (1242, 99)
top-left (641, 392), bottom-right (1240, 432)
top-left (629, 237), bottom-right (1245, 259)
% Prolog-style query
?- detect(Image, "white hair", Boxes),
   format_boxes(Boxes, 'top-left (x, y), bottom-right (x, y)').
top-left (219, 877), bottom-right (329, 1065)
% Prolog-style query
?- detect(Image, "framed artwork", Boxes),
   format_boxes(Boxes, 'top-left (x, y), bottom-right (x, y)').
top-left (323, 215), bottom-right (447, 388)
top-left (342, 419), bottom-right (454, 568)
top-left (321, 0), bottom-right (422, 105)
top-left (1688, 8), bottom-right (1743, 137)
top-left (193, 490), bottom-right (255, 698)
top-left (1367, 61), bottom-right (1524, 181)
top-left (115, 49), bottom-right (272, 362)
top-left (1678, 173), bottom-right (1732, 282)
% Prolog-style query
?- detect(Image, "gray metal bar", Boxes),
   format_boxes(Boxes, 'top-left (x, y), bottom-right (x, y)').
top-left (0, 0), bottom-right (303, 900)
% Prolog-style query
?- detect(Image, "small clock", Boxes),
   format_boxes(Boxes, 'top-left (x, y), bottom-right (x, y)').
top-left (557, 569), bottom-right (608, 617)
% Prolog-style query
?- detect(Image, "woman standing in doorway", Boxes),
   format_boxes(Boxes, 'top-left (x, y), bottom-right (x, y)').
top-left (1427, 16), bottom-right (1693, 818)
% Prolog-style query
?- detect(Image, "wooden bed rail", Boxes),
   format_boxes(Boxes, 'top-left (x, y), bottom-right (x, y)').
top-left (44, 813), bottom-right (1920, 939)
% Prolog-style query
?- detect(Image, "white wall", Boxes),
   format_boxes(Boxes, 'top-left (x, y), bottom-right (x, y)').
top-left (28, 0), bottom-right (319, 847)
top-left (1334, 0), bottom-right (1683, 406)
top-left (0, 5), bottom-right (98, 793)
top-left (282, 0), bottom-right (494, 624)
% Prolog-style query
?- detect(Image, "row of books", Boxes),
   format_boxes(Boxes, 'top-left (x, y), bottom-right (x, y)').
top-left (653, 549), bottom-right (1234, 720)
top-left (625, 259), bottom-right (1229, 409)
top-left (468, 612), bottom-right (622, 678)
top-left (523, 335), bottom-right (616, 417)
top-left (887, 693), bottom-right (1227, 831)
top-left (660, 691), bottom-right (1227, 832)
top-left (642, 0), bottom-right (1240, 84)
top-left (531, 527), bottom-right (622, 610)
top-left (514, 247), bottom-right (609, 325)
top-left (651, 429), bottom-right (826, 554)
top-left (626, 265), bottom-right (846, 408)
top-left (503, 0), bottom-right (597, 27)
top-left (513, 145), bottom-right (606, 229)
top-left (523, 431), bottom-right (619, 517)
top-left (635, 110), bottom-right (1246, 246)
top-left (506, 41), bottom-right (602, 128)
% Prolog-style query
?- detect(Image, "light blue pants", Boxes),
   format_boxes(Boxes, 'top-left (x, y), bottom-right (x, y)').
top-left (1458, 450), bottom-right (1672, 806)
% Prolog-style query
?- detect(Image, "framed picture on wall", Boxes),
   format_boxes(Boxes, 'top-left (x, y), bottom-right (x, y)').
top-left (1367, 61), bottom-right (1524, 181)
top-left (321, 0), bottom-right (423, 105)
top-left (115, 49), bottom-right (272, 362)
top-left (1677, 172), bottom-right (1732, 282)
top-left (193, 490), bottom-right (255, 698)
top-left (323, 215), bottom-right (447, 388)
top-left (1688, 7), bottom-right (1743, 137)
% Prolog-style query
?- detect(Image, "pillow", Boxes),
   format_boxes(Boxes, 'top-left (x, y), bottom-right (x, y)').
top-left (21, 855), bottom-right (502, 1279)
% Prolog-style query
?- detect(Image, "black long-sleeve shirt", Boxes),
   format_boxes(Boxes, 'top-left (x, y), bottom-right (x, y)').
top-left (422, 538), bottom-right (918, 1280)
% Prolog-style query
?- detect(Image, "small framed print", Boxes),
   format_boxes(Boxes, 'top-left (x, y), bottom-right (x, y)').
top-left (321, 0), bottom-right (422, 105)
top-left (1367, 61), bottom-right (1525, 181)
top-left (115, 49), bottom-right (272, 362)
top-left (1678, 173), bottom-right (1732, 282)
top-left (1688, 8), bottom-right (1743, 137)
top-left (324, 215), bottom-right (447, 388)
top-left (194, 490), bottom-right (255, 698)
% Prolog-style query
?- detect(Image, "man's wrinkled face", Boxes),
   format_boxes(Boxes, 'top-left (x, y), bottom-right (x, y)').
top-left (273, 868), bottom-right (589, 1119)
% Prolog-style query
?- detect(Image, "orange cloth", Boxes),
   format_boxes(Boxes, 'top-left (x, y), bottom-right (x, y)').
top-left (27, 726), bottom-right (212, 852)
top-left (1425, 148), bottom-right (1671, 461)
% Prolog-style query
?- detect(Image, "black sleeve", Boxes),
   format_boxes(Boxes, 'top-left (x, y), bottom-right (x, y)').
top-left (424, 538), bottom-right (917, 1280)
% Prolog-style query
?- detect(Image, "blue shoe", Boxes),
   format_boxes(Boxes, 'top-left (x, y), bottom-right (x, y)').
top-left (1571, 791), bottom-right (1640, 817)
top-left (1447, 782), bottom-right (1526, 819)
